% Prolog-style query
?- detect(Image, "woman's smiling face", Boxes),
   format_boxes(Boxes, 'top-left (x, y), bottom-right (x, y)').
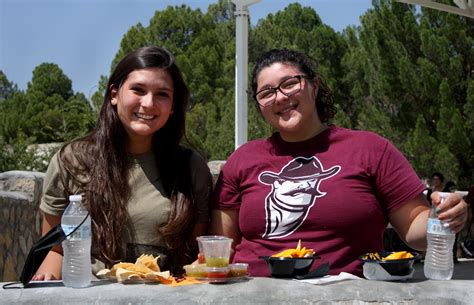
top-left (111, 67), bottom-right (174, 153)
top-left (256, 62), bottom-right (321, 142)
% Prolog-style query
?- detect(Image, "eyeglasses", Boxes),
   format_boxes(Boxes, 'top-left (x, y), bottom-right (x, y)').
top-left (254, 75), bottom-right (310, 108)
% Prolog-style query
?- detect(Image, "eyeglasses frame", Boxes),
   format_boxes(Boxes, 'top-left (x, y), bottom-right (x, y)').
top-left (253, 75), bottom-right (313, 108)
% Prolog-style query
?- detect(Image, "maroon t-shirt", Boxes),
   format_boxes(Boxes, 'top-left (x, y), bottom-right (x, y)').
top-left (212, 125), bottom-right (425, 277)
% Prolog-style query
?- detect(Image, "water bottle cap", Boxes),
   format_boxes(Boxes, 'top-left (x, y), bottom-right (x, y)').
top-left (69, 194), bottom-right (82, 202)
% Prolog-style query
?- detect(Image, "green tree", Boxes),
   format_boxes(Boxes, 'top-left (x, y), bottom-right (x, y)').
top-left (0, 91), bottom-right (28, 142)
top-left (53, 0), bottom-right (473, 189)
top-left (405, 115), bottom-right (438, 178)
top-left (1, 63), bottom-right (94, 145)
top-left (24, 64), bottom-right (94, 143)
top-left (27, 63), bottom-right (73, 100)
top-left (62, 93), bottom-right (96, 141)
top-left (342, 0), bottom-right (473, 188)
top-left (343, 1), bottom-right (419, 144)
top-left (0, 70), bottom-right (18, 101)
top-left (464, 80), bottom-right (474, 182)
top-left (90, 75), bottom-right (108, 115)
top-left (112, 23), bottom-right (149, 70)
top-left (0, 132), bottom-right (57, 172)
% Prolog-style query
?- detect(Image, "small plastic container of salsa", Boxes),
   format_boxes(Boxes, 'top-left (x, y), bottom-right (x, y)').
top-left (206, 266), bottom-right (230, 279)
top-left (229, 263), bottom-right (248, 277)
top-left (183, 264), bottom-right (207, 278)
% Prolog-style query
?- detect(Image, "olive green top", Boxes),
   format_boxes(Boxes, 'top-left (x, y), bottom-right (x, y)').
top-left (40, 144), bottom-right (212, 273)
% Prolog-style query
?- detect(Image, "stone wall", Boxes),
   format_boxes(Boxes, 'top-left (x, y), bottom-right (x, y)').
top-left (0, 171), bottom-right (45, 282)
top-left (207, 160), bottom-right (226, 185)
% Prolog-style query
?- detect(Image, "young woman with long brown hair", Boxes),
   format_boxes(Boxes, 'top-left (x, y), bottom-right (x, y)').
top-left (34, 46), bottom-right (212, 279)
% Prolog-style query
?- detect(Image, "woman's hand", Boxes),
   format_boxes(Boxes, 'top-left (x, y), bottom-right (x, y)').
top-left (32, 213), bottom-right (64, 281)
top-left (190, 253), bottom-right (206, 265)
top-left (31, 272), bottom-right (58, 281)
top-left (431, 192), bottom-right (468, 233)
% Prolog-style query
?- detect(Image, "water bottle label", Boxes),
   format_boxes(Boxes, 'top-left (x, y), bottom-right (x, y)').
top-left (62, 225), bottom-right (91, 240)
top-left (427, 218), bottom-right (452, 235)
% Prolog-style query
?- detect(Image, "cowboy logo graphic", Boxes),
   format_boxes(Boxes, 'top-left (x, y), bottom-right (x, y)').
top-left (259, 156), bottom-right (340, 239)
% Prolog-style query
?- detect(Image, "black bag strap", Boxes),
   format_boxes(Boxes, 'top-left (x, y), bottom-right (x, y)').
top-left (33, 212), bottom-right (90, 253)
top-left (3, 213), bottom-right (89, 289)
top-left (64, 212), bottom-right (90, 238)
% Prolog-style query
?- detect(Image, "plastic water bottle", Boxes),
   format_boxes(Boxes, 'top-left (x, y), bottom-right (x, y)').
top-left (424, 192), bottom-right (455, 280)
top-left (61, 195), bottom-right (92, 288)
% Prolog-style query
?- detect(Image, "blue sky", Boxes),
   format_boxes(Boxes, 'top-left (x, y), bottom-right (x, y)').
top-left (1, 0), bottom-right (373, 97)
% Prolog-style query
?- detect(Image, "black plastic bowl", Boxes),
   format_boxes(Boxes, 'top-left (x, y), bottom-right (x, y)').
top-left (260, 256), bottom-right (318, 278)
top-left (359, 251), bottom-right (420, 276)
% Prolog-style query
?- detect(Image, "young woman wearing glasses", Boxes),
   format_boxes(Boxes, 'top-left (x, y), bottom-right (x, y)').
top-left (210, 48), bottom-right (468, 277)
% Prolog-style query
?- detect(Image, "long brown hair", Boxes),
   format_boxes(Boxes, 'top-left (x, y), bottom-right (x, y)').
top-left (59, 46), bottom-right (198, 273)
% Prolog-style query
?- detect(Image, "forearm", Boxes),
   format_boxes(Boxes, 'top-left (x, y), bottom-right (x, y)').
top-left (192, 222), bottom-right (208, 240)
top-left (389, 194), bottom-right (430, 251)
top-left (34, 250), bottom-right (63, 280)
top-left (391, 192), bottom-right (469, 250)
top-left (33, 213), bottom-right (63, 280)
top-left (400, 208), bottom-right (430, 250)
top-left (209, 209), bottom-right (242, 251)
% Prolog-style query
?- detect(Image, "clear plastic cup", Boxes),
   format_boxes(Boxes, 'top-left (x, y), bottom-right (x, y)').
top-left (196, 235), bottom-right (221, 264)
top-left (196, 235), bottom-right (222, 253)
top-left (230, 263), bottom-right (248, 277)
top-left (196, 236), bottom-right (233, 267)
top-left (206, 266), bottom-right (230, 279)
top-left (183, 264), bottom-right (207, 278)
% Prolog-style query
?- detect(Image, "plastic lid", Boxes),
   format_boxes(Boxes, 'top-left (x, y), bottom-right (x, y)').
top-left (230, 263), bottom-right (248, 270)
top-left (69, 194), bottom-right (82, 201)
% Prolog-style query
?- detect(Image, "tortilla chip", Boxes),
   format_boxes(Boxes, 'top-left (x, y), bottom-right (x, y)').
top-left (97, 254), bottom-right (169, 284)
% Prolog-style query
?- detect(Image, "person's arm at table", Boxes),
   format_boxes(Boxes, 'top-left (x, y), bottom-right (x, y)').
top-left (193, 222), bottom-right (208, 240)
top-left (209, 209), bottom-right (241, 257)
top-left (389, 193), bottom-right (468, 250)
top-left (32, 213), bottom-right (63, 281)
